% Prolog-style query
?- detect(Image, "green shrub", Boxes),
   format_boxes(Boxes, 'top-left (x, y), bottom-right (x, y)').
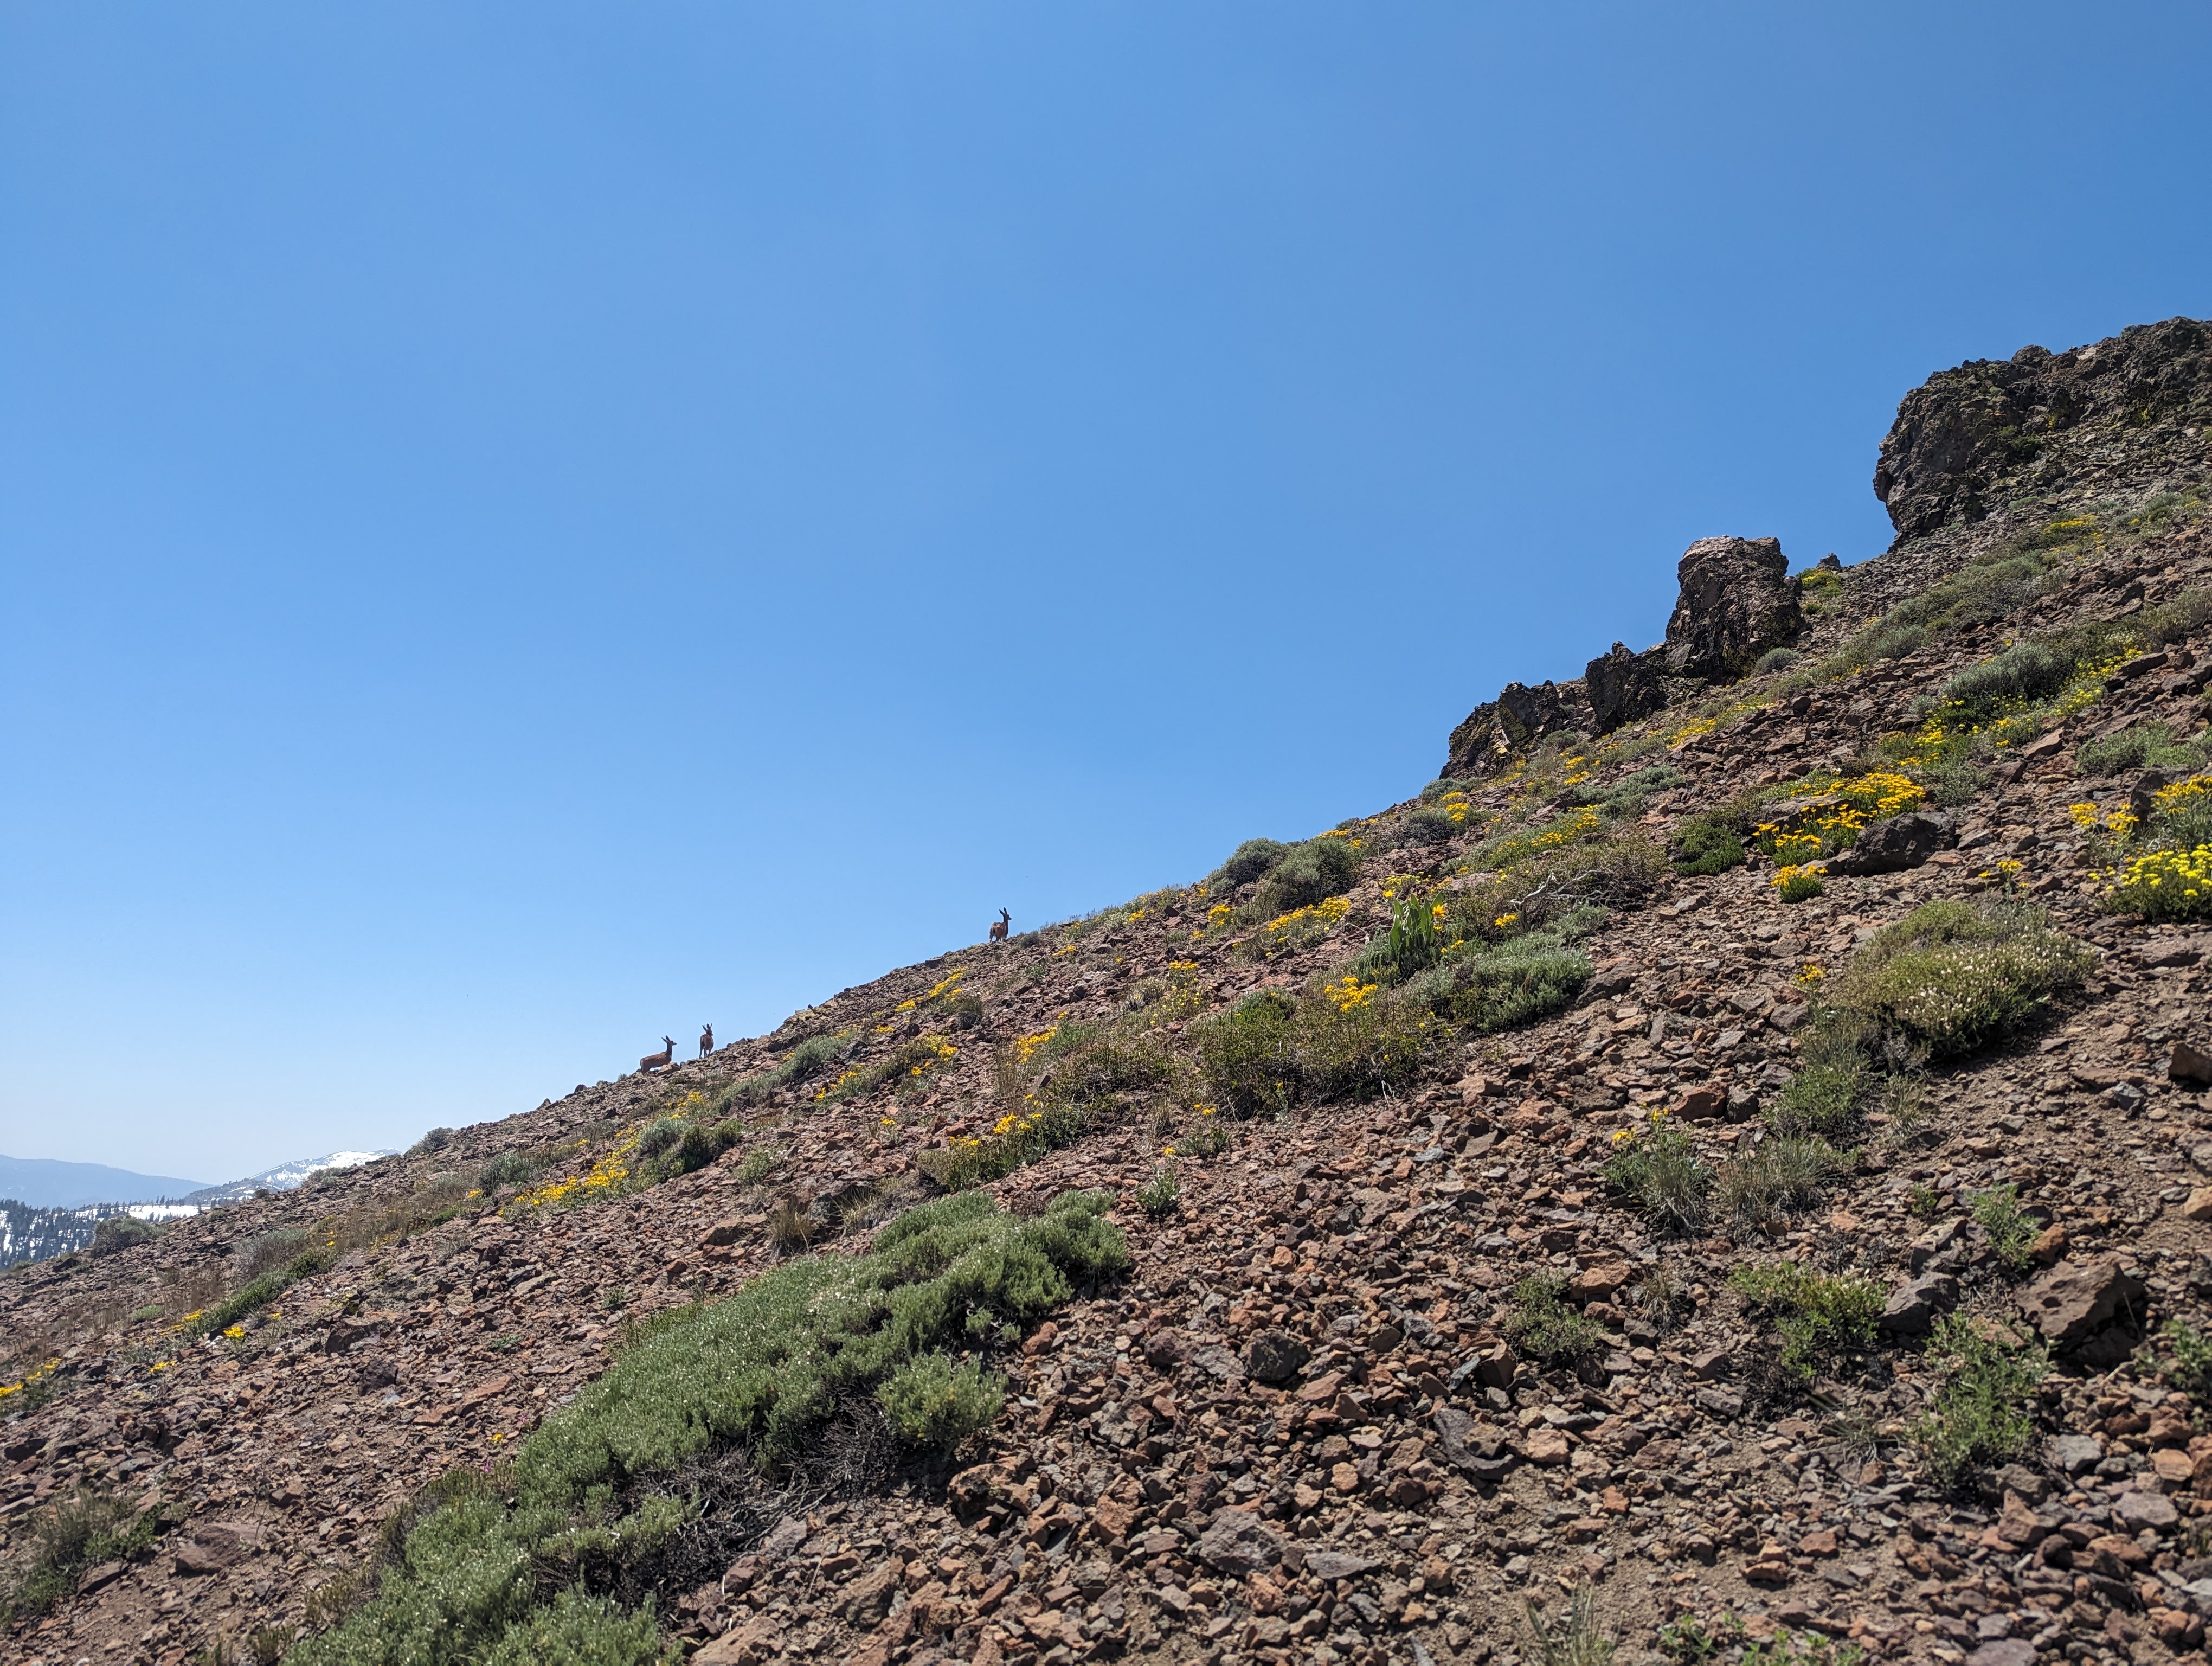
top-left (1774, 866), bottom-right (1825, 904)
top-left (91, 1214), bottom-right (159, 1258)
top-left (1139, 1160), bottom-right (1181, 1219)
top-left (291, 1191), bottom-right (1122, 1666)
top-left (876, 1353), bottom-right (1005, 1448)
top-left (633, 1119), bottom-right (685, 1161)
top-left (477, 1150), bottom-right (544, 1192)
top-left (1967, 1184), bottom-right (2037, 1274)
top-left (1770, 1013), bottom-right (1869, 1139)
top-left (191, 1244), bottom-right (334, 1337)
top-left (2075, 721), bottom-right (2211, 778)
top-left (478, 1591), bottom-right (668, 1666)
top-left (1208, 836), bottom-right (1292, 890)
top-left (1601, 1115), bottom-right (1713, 1235)
top-left (1728, 1263), bottom-right (1883, 1379)
top-left (1191, 985), bottom-right (1435, 1116)
top-left (2156, 1318), bottom-right (2212, 1398)
top-left (1404, 806), bottom-right (1461, 845)
top-left (1835, 899), bottom-right (2091, 1056)
top-left (410, 1126), bottom-right (457, 1157)
top-left (1911, 1315), bottom-right (2047, 1491)
top-left (1504, 1274), bottom-right (1606, 1367)
top-left (1940, 641), bottom-right (2069, 722)
top-left (1352, 889), bottom-right (1444, 985)
top-left (1247, 835), bottom-right (1362, 918)
top-left (1754, 648), bottom-right (1802, 675)
top-left (1917, 754), bottom-right (1986, 809)
top-left (1403, 928), bottom-right (1591, 1034)
top-left (1672, 815), bottom-right (1746, 875)
top-left (732, 1145), bottom-right (781, 1185)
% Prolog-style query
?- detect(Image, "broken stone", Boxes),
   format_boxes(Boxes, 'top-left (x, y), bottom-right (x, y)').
top-left (2117, 1490), bottom-right (2180, 1532)
top-left (1242, 1330), bottom-right (1309, 1385)
top-left (2174, 1041), bottom-right (2212, 1087)
top-left (1195, 1508), bottom-right (1287, 1574)
top-left (1879, 1271), bottom-right (1959, 1336)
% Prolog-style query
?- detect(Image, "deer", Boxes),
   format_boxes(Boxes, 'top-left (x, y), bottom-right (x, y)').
top-left (989, 907), bottom-right (1011, 944)
top-left (640, 1036), bottom-right (674, 1073)
top-left (698, 1024), bottom-right (714, 1058)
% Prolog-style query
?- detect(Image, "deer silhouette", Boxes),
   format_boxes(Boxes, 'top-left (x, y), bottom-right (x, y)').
top-left (640, 1036), bottom-right (674, 1072)
top-left (698, 1024), bottom-right (714, 1058)
top-left (989, 907), bottom-right (1011, 943)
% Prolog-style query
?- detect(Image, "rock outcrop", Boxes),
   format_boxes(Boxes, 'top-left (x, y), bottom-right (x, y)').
top-left (1659, 536), bottom-right (1802, 682)
top-left (1446, 536), bottom-right (1802, 771)
top-left (1875, 316), bottom-right (2212, 540)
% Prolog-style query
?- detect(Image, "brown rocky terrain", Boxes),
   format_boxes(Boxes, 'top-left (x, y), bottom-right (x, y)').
top-left (8, 316), bottom-right (2212, 1666)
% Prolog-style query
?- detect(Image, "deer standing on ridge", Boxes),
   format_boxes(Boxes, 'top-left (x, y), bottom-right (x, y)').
top-left (699, 1024), bottom-right (714, 1058)
top-left (640, 1036), bottom-right (674, 1073)
top-left (989, 908), bottom-right (1011, 944)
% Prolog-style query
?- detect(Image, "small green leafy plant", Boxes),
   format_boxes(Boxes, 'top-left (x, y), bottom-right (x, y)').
top-left (1728, 1263), bottom-right (1883, 1380)
top-left (1911, 1314), bottom-right (2048, 1491)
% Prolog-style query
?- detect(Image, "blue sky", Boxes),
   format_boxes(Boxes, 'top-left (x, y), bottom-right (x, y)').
top-left (4, 4), bottom-right (2208, 1182)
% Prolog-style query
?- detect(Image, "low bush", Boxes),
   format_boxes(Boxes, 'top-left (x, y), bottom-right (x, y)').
top-left (2155, 1318), bottom-right (2212, 1399)
top-left (1672, 814), bottom-right (1746, 876)
top-left (1139, 1160), bottom-right (1181, 1218)
top-left (1968, 1184), bottom-right (2038, 1274)
top-left (410, 1126), bottom-right (456, 1156)
top-left (477, 1150), bottom-right (544, 1193)
top-left (2075, 721), bottom-right (2211, 779)
top-left (1773, 865), bottom-right (1824, 904)
top-left (1835, 899), bottom-right (2091, 1055)
top-left (1245, 835), bottom-right (1362, 919)
top-left (1727, 1263), bottom-right (1883, 1380)
top-left (233, 1228), bottom-right (313, 1286)
top-left (877, 1353), bottom-right (1005, 1449)
top-left (1601, 1113), bottom-right (1712, 1235)
top-left (0, 1485), bottom-right (164, 1623)
top-left (1191, 985), bottom-right (1435, 1116)
top-left (1769, 1013), bottom-right (1870, 1139)
top-left (1754, 647), bottom-right (1802, 674)
top-left (1912, 1315), bottom-right (2047, 1491)
top-left (1503, 1274), bottom-right (1606, 1368)
top-left (1940, 640), bottom-right (2069, 723)
top-left (291, 1191), bottom-right (1124, 1665)
top-left (1208, 836), bottom-right (1292, 890)
top-left (90, 1214), bottom-right (159, 1258)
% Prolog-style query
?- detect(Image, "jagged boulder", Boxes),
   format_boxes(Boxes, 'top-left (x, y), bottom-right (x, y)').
top-left (1444, 678), bottom-right (1589, 777)
top-left (1660, 536), bottom-right (1802, 682)
top-left (1875, 317), bottom-right (2212, 539)
top-left (1584, 640), bottom-right (1667, 735)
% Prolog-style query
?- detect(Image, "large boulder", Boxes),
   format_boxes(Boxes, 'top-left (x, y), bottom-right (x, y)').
top-left (2020, 1256), bottom-right (2146, 1352)
top-left (1826, 810), bottom-right (1955, 876)
top-left (1875, 318), bottom-right (2212, 540)
top-left (1584, 641), bottom-right (1667, 735)
top-left (1660, 537), bottom-right (1803, 682)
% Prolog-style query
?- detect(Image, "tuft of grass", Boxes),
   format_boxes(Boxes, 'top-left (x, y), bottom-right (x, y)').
top-left (1727, 1263), bottom-right (1883, 1380)
top-left (291, 1190), bottom-right (1124, 1666)
top-left (1906, 1182), bottom-right (1942, 1220)
top-left (1835, 899), bottom-right (2091, 1056)
top-left (0, 1485), bottom-right (164, 1623)
top-left (1525, 1585), bottom-right (1613, 1666)
top-left (1602, 1113), bottom-right (1712, 1235)
top-left (1911, 1315), bottom-right (2047, 1492)
top-left (1715, 1137), bottom-right (1836, 1233)
top-left (1504, 1274), bottom-right (1606, 1368)
top-left (1770, 1011), bottom-right (1872, 1140)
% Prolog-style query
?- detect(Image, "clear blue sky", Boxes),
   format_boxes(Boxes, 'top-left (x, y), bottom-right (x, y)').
top-left (4, 4), bottom-right (2208, 1182)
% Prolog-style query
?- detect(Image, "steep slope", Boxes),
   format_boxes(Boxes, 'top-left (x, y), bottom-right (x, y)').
top-left (7, 317), bottom-right (2212, 1666)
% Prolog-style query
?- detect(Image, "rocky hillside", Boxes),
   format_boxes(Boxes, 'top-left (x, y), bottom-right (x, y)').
top-left (7, 316), bottom-right (2212, 1666)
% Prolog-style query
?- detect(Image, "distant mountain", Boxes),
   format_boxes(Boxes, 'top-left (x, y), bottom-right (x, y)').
top-left (0, 1153), bottom-right (211, 1209)
top-left (183, 1150), bottom-right (395, 1206)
